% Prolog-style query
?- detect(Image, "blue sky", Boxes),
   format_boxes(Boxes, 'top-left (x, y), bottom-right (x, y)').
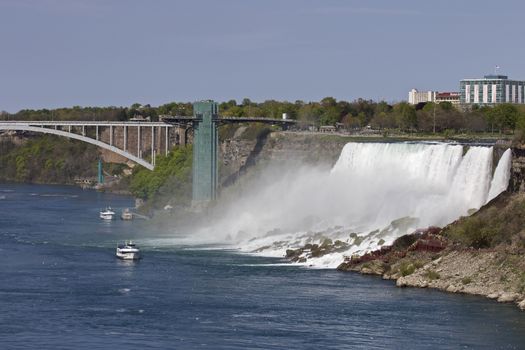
top-left (1, 0), bottom-right (524, 112)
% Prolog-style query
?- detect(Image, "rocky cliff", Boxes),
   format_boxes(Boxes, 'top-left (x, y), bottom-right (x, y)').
top-left (509, 145), bottom-right (525, 192)
top-left (219, 131), bottom-right (351, 189)
top-left (255, 132), bottom-right (349, 166)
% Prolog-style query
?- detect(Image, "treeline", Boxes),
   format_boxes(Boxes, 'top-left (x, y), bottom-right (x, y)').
top-left (219, 98), bottom-right (525, 135)
top-left (4, 107), bottom-right (127, 121)
top-left (4, 97), bottom-right (525, 135)
top-left (0, 103), bottom-right (193, 122)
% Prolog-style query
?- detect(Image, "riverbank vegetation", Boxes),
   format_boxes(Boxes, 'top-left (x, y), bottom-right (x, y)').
top-left (0, 135), bottom-right (99, 183)
top-left (129, 145), bottom-right (193, 209)
top-left (442, 192), bottom-right (525, 249)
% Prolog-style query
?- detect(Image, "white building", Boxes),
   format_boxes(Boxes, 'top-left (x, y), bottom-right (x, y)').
top-left (408, 89), bottom-right (437, 105)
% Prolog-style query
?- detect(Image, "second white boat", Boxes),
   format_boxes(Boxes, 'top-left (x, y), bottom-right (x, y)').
top-left (100, 207), bottom-right (116, 220)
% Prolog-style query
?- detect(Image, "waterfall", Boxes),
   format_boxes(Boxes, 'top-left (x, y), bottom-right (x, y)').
top-left (328, 143), bottom-right (495, 229)
top-left (487, 149), bottom-right (512, 202)
top-left (194, 142), bottom-right (512, 268)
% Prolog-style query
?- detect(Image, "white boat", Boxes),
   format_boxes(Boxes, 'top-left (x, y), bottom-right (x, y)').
top-left (116, 241), bottom-right (141, 260)
top-left (100, 207), bottom-right (116, 220)
top-left (121, 208), bottom-right (133, 220)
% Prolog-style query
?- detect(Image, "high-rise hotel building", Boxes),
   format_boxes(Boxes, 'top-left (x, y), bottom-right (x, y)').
top-left (408, 89), bottom-right (436, 104)
top-left (460, 75), bottom-right (525, 106)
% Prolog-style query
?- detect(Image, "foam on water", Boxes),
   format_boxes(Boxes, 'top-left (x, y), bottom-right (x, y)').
top-left (195, 143), bottom-right (512, 268)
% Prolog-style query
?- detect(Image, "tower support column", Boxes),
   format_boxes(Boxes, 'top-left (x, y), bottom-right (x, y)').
top-left (192, 100), bottom-right (219, 206)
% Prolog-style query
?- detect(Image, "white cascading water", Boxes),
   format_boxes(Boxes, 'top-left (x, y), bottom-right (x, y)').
top-left (191, 143), bottom-right (512, 268)
top-left (488, 148), bottom-right (512, 202)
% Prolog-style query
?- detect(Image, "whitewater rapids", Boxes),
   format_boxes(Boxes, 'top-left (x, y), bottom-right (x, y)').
top-left (195, 143), bottom-right (513, 268)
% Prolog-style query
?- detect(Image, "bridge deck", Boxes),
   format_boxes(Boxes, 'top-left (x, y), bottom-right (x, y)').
top-left (0, 121), bottom-right (172, 127)
top-left (160, 115), bottom-right (296, 124)
top-left (0, 117), bottom-right (296, 126)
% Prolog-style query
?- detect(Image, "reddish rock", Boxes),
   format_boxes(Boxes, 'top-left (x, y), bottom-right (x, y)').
top-left (338, 227), bottom-right (448, 271)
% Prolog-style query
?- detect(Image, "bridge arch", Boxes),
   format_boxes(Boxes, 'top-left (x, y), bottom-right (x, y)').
top-left (0, 124), bottom-right (154, 170)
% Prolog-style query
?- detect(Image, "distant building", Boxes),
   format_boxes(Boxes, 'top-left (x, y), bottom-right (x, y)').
top-left (435, 92), bottom-right (460, 106)
top-left (319, 125), bottom-right (336, 133)
top-left (129, 115), bottom-right (151, 121)
top-left (460, 75), bottom-right (525, 106)
top-left (408, 89), bottom-right (436, 105)
top-left (408, 89), bottom-right (460, 106)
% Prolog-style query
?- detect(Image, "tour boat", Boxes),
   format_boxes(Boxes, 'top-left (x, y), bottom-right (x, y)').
top-left (116, 241), bottom-right (141, 260)
top-left (121, 208), bottom-right (133, 220)
top-left (99, 207), bottom-right (116, 220)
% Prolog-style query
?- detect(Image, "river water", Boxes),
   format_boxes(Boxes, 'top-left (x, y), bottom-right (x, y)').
top-left (1, 183), bottom-right (525, 349)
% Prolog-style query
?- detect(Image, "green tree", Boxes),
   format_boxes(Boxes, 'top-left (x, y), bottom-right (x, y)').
top-left (320, 97), bottom-right (337, 108)
top-left (393, 102), bottom-right (417, 131)
top-left (130, 146), bottom-right (193, 206)
top-left (513, 109), bottom-right (525, 142)
top-left (485, 104), bottom-right (519, 133)
top-left (341, 114), bottom-right (361, 129)
top-left (369, 111), bottom-right (388, 129)
top-left (298, 103), bottom-right (323, 125)
top-left (357, 112), bottom-right (367, 127)
top-left (319, 106), bottom-right (340, 126)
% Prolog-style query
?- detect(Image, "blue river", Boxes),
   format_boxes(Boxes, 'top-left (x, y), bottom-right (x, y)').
top-left (1, 183), bottom-right (525, 349)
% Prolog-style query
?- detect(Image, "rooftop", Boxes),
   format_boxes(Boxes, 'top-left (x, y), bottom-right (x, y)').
top-left (436, 92), bottom-right (460, 98)
top-left (484, 75), bottom-right (508, 79)
top-left (460, 75), bottom-right (524, 82)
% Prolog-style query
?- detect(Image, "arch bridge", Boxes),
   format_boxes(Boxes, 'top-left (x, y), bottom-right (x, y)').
top-left (0, 121), bottom-right (175, 170)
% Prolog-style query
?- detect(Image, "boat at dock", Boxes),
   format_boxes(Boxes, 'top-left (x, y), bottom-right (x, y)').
top-left (99, 207), bottom-right (115, 220)
top-left (116, 241), bottom-right (141, 260)
top-left (121, 208), bottom-right (133, 220)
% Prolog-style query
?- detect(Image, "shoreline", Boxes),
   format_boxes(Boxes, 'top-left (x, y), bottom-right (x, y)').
top-left (0, 179), bottom-right (132, 195)
top-left (335, 232), bottom-right (525, 311)
top-left (393, 250), bottom-right (525, 309)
